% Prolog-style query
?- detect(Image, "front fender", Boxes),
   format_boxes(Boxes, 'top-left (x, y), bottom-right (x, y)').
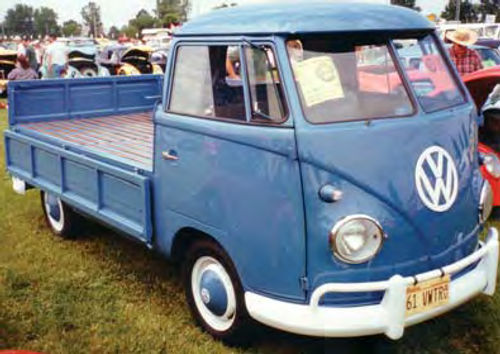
top-left (301, 159), bottom-right (481, 305)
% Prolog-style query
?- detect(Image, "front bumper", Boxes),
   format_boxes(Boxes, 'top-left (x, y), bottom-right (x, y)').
top-left (245, 227), bottom-right (499, 340)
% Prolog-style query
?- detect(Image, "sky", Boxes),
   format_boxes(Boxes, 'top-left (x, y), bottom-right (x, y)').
top-left (191, 0), bottom-right (452, 18)
top-left (0, 0), bottom-right (468, 30)
top-left (0, 0), bottom-right (157, 29)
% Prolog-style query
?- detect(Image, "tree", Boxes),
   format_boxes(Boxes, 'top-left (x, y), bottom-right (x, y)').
top-left (155, 0), bottom-right (189, 27)
top-left (108, 26), bottom-right (120, 39)
top-left (81, 2), bottom-right (103, 37)
top-left (441, 0), bottom-right (479, 23)
top-left (129, 9), bottom-right (156, 34)
top-left (477, 0), bottom-right (500, 22)
top-left (390, 0), bottom-right (421, 11)
top-left (4, 4), bottom-right (35, 37)
top-left (34, 7), bottom-right (59, 37)
top-left (120, 24), bottom-right (139, 38)
top-left (62, 20), bottom-right (82, 37)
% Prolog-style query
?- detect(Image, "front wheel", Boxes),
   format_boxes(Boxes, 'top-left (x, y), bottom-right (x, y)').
top-left (40, 191), bottom-right (81, 238)
top-left (182, 240), bottom-right (253, 345)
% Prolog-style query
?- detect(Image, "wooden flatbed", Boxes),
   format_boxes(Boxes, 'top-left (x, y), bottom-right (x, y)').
top-left (5, 75), bottom-right (162, 241)
top-left (19, 111), bottom-right (154, 170)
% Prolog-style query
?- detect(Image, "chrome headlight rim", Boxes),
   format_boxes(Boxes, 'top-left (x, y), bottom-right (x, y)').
top-left (479, 181), bottom-right (494, 223)
top-left (329, 214), bottom-right (385, 265)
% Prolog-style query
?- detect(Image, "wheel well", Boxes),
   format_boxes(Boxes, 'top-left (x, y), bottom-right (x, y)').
top-left (170, 227), bottom-right (223, 264)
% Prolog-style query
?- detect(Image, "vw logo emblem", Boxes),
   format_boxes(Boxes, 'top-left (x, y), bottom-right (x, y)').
top-left (415, 146), bottom-right (458, 212)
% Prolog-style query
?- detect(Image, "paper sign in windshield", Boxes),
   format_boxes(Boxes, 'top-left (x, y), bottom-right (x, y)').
top-left (294, 56), bottom-right (344, 107)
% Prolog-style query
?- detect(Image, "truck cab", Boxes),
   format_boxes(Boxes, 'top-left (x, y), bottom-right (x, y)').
top-left (4, 3), bottom-right (499, 344)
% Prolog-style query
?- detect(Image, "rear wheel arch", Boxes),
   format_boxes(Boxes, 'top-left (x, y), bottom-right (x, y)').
top-left (175, 228), bottom-right (255, 344)
top-left (40, 190), bottom-right (83, 238)
top-left (171, 227), bottom-right (227, 264)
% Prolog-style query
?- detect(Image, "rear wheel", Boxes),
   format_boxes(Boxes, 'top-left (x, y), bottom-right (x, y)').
top-left (40, 191), bottom-right (81, 238)
top-left (182, 239), bottom-right (252, 345)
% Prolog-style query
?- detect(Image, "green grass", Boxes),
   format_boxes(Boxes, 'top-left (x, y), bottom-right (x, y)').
top-left (0, 97), bottom-right (499, 353)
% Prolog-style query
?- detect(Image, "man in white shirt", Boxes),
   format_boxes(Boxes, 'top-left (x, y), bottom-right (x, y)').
top-left (17, 38), bottom-right (27, 57)
top-left (45, 33), bottom-right (67, 78)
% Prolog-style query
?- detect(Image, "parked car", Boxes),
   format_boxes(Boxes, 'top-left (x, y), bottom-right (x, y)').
top-left (65, 47), bottom-right (110, 78)
top-left (39, 38), bottom-right (109, 79)
top-left (477, 38), bottom-right (500, 50)
top-left (62, 38), bottom-right (100, 77)
top-left (473, 45), bottom-right (500, 68)
top-left (463, 67), bottom-right (500, 206)
top-left (97, 44), bottom-right (130, 75)
top-left (4, 3), bottom-right (499, 345)
top-left (97, 45), bottom-right (162, 76)
top-left (116, 46), bottom-right (163, 75)
top-left (0, 48), bottom-right (16, 96)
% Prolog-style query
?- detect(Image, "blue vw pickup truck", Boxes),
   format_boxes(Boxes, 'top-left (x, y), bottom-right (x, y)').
top-left (4, 3), bottom-right (499, 343)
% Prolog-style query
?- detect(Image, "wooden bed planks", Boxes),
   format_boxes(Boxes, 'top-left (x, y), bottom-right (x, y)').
top-left (19, 111), bottom-right (155, 170)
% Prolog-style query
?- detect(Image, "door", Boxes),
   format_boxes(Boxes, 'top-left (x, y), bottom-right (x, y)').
top-left (153, 42), bottom-right (306, 300)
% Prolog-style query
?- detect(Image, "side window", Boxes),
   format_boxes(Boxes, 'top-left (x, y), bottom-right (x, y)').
top-left (244, 46), bottom-right (287, 123)
top-left (394, 35), bottom-right (465, 113)
top-left (169, 45), bottom-right (246, 121)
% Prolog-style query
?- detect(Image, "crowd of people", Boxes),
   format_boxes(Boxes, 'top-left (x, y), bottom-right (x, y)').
top-left (1, 33), bottom-right (70, 81)
top-left (1, 33), bottom-right (150, 83)
top-left (0, 27), bottom-right (493, 84)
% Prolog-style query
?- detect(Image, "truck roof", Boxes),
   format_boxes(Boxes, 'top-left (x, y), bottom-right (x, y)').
top-left (177, 2), bottom-right (434, 37)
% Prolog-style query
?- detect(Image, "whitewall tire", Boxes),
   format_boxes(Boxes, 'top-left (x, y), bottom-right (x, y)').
top-left (182, 239), bottom-right (253, 345)
top-left (40, 191), bottom-right (81, 238)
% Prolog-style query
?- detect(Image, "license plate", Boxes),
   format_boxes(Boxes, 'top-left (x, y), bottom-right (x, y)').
top-left (405, 275), bottom-right (450, 317)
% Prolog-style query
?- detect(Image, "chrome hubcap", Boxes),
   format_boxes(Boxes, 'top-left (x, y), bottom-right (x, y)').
top-left (191, 256), bottom-right (236, 331)
top-left (44, 193), bottom-right (64, 232)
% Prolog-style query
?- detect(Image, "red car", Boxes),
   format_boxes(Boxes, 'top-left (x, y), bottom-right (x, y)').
top-left (463, 67), bottom-right (500, 206)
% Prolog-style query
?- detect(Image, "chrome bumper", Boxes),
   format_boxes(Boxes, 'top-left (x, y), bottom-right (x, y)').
top-left (245, 227), bottom-right (499, 340)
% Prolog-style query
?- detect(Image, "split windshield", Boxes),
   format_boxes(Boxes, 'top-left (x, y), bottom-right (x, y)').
top-left (287, 33), bottom-right (465, 124)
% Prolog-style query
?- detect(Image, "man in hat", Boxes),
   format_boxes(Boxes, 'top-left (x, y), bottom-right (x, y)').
top-left (447, 28), bottom-right (483, 76)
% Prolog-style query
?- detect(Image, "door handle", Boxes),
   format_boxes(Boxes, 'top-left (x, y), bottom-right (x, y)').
top-left (162, 150), bottom-right (179, 161)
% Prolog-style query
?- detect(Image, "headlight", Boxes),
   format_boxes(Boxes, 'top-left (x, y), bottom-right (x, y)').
top-left (329, 215), bottom-right (385, 264)
top-left (481, 153), bottom-right (500, 178)
top-left (480, 181), bottom-right (494, 223)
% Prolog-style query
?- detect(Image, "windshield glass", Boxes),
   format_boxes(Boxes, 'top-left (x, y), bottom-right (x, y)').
top-left (394, 34), bottom-right (464, 112)
top-left (287, 35), bottom-right (414, 124)
top-left (476, 47), bottom-right (500, 67)
top-left (287, 33), bottom-right (464, 124)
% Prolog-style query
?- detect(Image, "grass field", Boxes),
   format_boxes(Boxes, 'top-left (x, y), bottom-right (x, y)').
top-left (0, 97), bottom-right (499, 354)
